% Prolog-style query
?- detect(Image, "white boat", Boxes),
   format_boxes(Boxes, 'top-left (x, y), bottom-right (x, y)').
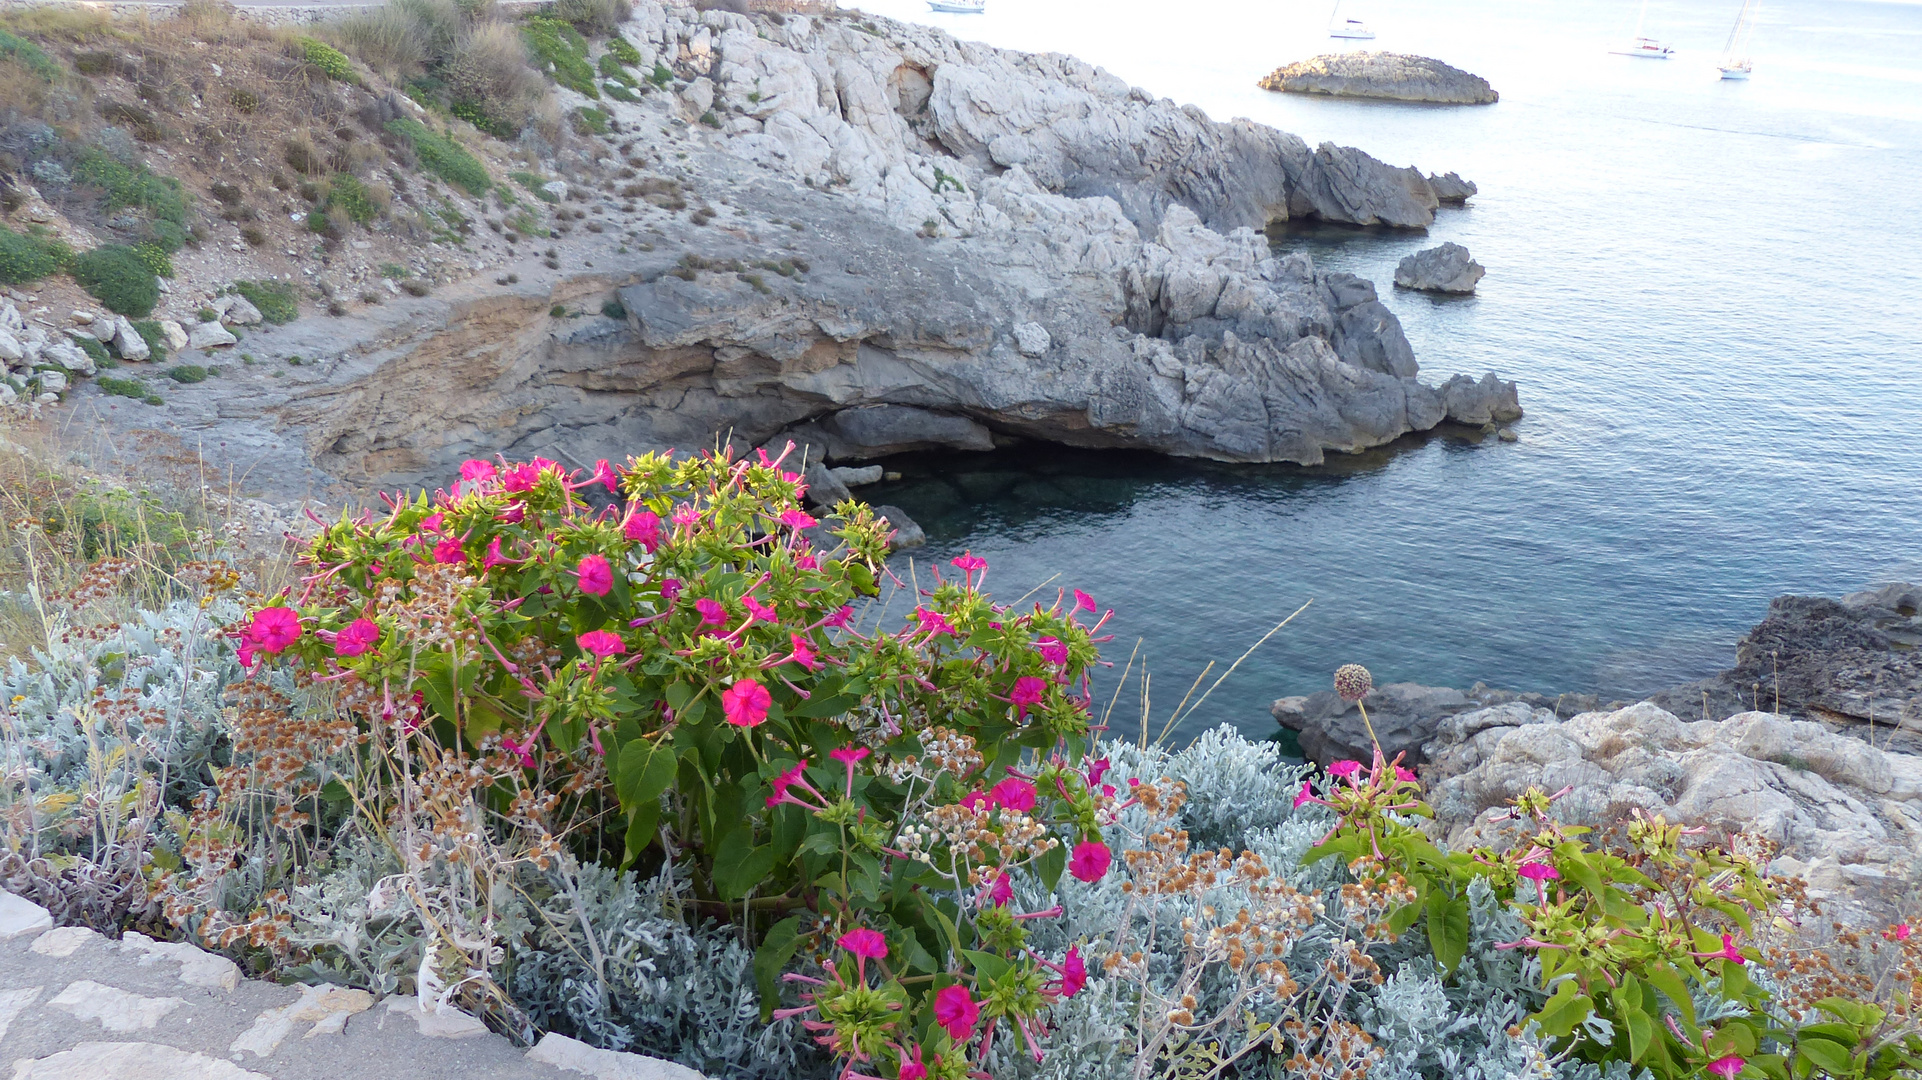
top-left (1327, 2), bottom-right (1375, 39)
top-left (1610, 0), bottom-right (1674, 57)
top-left (926, 0), bottom-right (983, 11)
top-left (1718, 0), bottom-right (1758, 78)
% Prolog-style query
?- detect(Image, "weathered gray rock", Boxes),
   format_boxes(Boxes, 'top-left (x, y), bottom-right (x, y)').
top-left (527, 1033), bottom-right (709, 1080)
top-left (1274, 681), bottom-right (1477, 765)
top-left (41, 339), bottom-right (94, 376)
top-left (872, 504), bottom-right (925, 548)
top-left (829, 464), bottom-right (884, 486)
top-left (111, 316), bottom-right (150, 360)
top-left (1287, 143), bottom-right (1440, 229)
top-left (801, 461), bottom-right (852, 508)
top-left (11, 1041), bottom-right (269, 1080)
top-left (216, 294), bottom-right (263, 327)
top-left (1438, 372), bottom-right (1523, 425)
top-left (1394, 242), bottom-right (1485, 294)
top-left (0, 893), bottom-right (53, 939)
top-left (1013, 321), bottom-right (1051, 356)
top-left (187, 321), bottom-right (238, 350)
top-left (157, 319), bottom-right (188, 351)
top-left (1426, 172), bottom-right (1477, 204)
top-left (47, 980), bottom-right (183, 1031)
top-left (1259, 52), bottom-right (1498, 105)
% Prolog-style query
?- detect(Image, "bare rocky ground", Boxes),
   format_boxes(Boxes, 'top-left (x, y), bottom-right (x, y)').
top-left (0, 892), bottom-right (702, 1080)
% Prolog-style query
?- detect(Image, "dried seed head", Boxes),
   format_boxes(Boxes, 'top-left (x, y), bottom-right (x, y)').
top-left (1334, 664), bottom-right (1373, 702)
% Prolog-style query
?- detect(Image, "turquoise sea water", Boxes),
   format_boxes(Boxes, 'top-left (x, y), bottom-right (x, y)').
top-left (846, 0), bottom-right (1922, 745)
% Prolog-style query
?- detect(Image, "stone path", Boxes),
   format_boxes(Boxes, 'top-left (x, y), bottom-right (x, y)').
top-left (0, 893), bottom-right (704, 1080)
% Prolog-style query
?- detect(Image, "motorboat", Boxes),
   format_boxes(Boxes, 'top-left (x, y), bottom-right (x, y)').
top-left (1719, 0), bottom-right (1758, 78)
top-left (1610, 0), bottom-right (1674, 57)
top-left (927, 0), bottom-right (984, 11)
top-left (1330, 18), bottom-right (1375, 39)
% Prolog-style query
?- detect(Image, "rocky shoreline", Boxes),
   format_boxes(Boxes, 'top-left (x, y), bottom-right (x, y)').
top-left (1258, 52), bottom-right (1498, 105)
top-left (58, 3), bottom-right (1517, 498)
top-left (1275, 582), bottom-right (1922, 919)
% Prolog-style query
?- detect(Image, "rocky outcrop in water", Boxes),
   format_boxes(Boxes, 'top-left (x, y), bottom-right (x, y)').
top-left (1394, 242), bottom-right (1485, 293)
top-left (82, 4), bottom-right (1510, 492)
top-left (1259, 53), bottom-right (1498, 105)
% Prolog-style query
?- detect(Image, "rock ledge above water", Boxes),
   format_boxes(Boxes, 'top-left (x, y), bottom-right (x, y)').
top-left (1259, 52), bottom-right (1499, 105)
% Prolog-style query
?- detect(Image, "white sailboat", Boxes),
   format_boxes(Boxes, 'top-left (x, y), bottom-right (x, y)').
top-left (1328, 2), bottom-right (1375, 39)
top-left (1610, 0), bottom-right (1674, 58)
top-left (1719, 0), bottom-right (1758, 79)
top-left (927, 0), bottom-right (984, 12)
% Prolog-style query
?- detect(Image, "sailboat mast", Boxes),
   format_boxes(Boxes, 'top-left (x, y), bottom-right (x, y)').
top-left (1633, 0), bottom-right (1651, 39)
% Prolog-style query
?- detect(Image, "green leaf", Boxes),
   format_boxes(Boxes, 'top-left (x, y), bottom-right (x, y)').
top-left (1623, 1003), bottom-right (1655, 1062)
top-left (712, 835), bottom-right (778, 900)
top-left (616, 740), bottom-right (678, 808)
top-left (753, 916), bottom-right (804, 1020)
top-left (1533, 981), bottom-right (1595, 1039)
top-left (1796, 1036), bottom-right (1854, 1076)
top-left (621, 800), bottom-right (660, 868)
top-left (1644, 964), bottom-right (1697, 1030)
top-left (1035, 840), bottom-right (1066, 892)
top-left (1425, 890), bottom-right (1470, 976)
top-left (960, 949), bottom-right (1012, 983)
top-left (319, 779), bottom-right (352, 804)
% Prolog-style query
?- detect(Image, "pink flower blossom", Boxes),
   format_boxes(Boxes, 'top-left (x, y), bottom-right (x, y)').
top-left (1327, 760), bottom-right (1362, 779)
top-left (432, 537), bottom-right (466, 564)
top-left (624, 510), bottom-right (662, 552)
top-left (837, 928), bottom-right (887, 960)
top-left (951, 552), bottom-right (986, 573)
top-left (1707, 1056), bottom-right (1745, 1080)
top-left (830, 746), bottom-right (871, 766)
top-left (1068, 840), bottom-right (1111, 883)
top-left (695, 598), bottom-right (728, 626)
top-left (249, 607), bottom-right (302, 654)
top-left (671, 503), bottom-right (699, 526)
top-left (497, 503), bottom-right (525, 525)
top-left (1891, 923), bottom-right (1913, 942)
top-left (1517, 862), bottom-right (1559, 882)
top-left (987, 872), bottom-right (1014, 907)
top-left (795, 553), bottom-right (817, 570)
top-left (722, 678), bottom-right (772, 728)
top-left (991, 777), bottom-right (1037, 813)
top-left (660, 579), bottom-right (683, 602)
top-left (897, 1045), bottom-right (928, 1080)
top-left (1086, 758), bottom-right (1111, 786)
top-left (576, 554), bottom-right (614, 597)
top-left (1395, 766), bottom-right (1418, 783)
top-left (459, 459), bottom-right (497, 483)
top-left (1692, 933), bottom-right (1746, 966)
top-left (1293, 781), bottom-right (1316, 809)
top-left (419, 512), bottom-right (445, 535)
top-left (960, 790), bottom-right (991, 812)
top-left (786, 633), bottom-right (820, 671)
top-left (576, 630), bottom-right (625, 658)
top-left (236, 638), bottom-right (258, 669)
top-left (592, 459), bottom-right (619, 493)
top-left (1009, 676), bottom-right (1046, 719)
top-left (932, 985), bottom-right (979, 1041)
top-left (502, 462), bottom-right (543, 494)
top-left (1073, 589), bottom-right (1096, 613)
top-left (823, 605), bottom-right (854, 628)
top-left (1035, 636), bottom-right (1068, 666)
top-left (1059, 946), bottom-right (1087, 998)
top-left (914, 607), bottom-right (956, 636)
top-left (742, 595), bottom-right (777, 621)
top-left (780, 508), bottom-right (816, 530)
top-left (483, 536), bottom-right (514, 571)
top-left (334, 618), bottom-right (381, 658)
top-left (500, 736), bottom-right (534, 768)
top-left (766, 760), bottom-right (810, 808)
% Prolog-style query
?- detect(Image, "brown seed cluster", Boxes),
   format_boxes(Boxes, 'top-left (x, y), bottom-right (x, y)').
top-left (1276, 1018), bottom-right (1381, 1080)
top-left (886, 725), bottom-right (984, 783)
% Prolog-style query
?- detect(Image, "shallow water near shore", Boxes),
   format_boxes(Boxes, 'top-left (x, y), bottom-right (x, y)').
top-left (847, 0), bottom-right (1922, 744)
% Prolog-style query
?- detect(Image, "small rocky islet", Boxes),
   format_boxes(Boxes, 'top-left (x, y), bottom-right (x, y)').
top-left (1259, 51), bottom-right (1499, 105)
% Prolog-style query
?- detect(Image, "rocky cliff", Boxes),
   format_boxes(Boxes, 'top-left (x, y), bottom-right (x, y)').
top-left (1259, 53), bottom-right (1498, 105)
top-left (76, 4), bottom-right (1517, 494)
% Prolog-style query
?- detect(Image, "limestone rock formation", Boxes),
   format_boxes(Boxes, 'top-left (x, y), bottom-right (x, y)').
top-left (1421, 702), bottom-right (1922, 919)
top-left (1394, 242), bottom-right (1485, 293)
top-left (1259, 52), bottom-right (1498, 105)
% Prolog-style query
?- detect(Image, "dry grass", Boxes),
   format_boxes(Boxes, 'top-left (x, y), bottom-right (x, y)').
top-left (0, 5), bottom-right (115, 42)
top-left (444, 20), bottom-right (546, 129)
top-left (318, 0), bottom-right (461, 82)
top-left (550, 0), bottom-right (630, 36)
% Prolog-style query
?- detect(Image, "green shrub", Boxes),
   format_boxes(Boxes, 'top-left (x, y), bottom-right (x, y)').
top-left (0, 28), bottom-right (60, 81)
top-left (71, 150), bottom-right (190, 229)
top-left (520, 16), bottom-right (596, 98)
top-left (229, 87), bottom-right (259, 112)
top-left (131, 320), bottom-right (167, 364)
top-left (325, 173), bottom-right (378, 225)
top-left (148, 218), bottom-right (188, 253)
top-left (95, 375), bottom-right (160, 405)
top-left (506, 209), bottom-right (541, 235)
top-left (299, 37), bottom-right (358, 82)
top-left (166, 365), bottom-right (209, 384)
top-left (699, 110), bottom-right (720, 128)
top-left (647, 62), bottom-right (672, 87)
top-left (197, 308), bottom-right (218, 323)
top-left (570, 106), bottom-right (608, 136)
top-left (549, 0), bottom-right (628, 35)
top-left (379, 262), bottom-right (410, 279)
top-left (383, 118), bottom-right (491, 196)
top-left (548, 303), bottom-right (566, 317)
top-left (596, 52), bottom-right (626, 78)
top-left (600, 298), bottom-right (624, 320)
top-left (70, 334), bottom-right (111, 368)
top-left (70, 245), bottom-right (158, 317)
top-left (510, 170), bottom-right (559, 203)
top-left (450, 101), bottom-right (515, 139)
top-left (0, 224), bottom-right (72, 285)
top-left (234, 281), bottom-right (299, 325)
top-left (602, 81), bottom-right (638, 103)
top-left (132, 241), bottom-right (174, 279)
top-left (605, 36), bottom-right (641, 65)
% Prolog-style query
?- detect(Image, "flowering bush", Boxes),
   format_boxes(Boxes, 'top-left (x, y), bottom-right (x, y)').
top-left (234, 448), bottom-right (1118, 1079)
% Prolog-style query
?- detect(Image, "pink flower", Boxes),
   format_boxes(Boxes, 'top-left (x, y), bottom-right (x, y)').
top-left (419, 512), bottom-right (445, 535)
top-left (1327, 760), bottom-right (1362, 779)
top-left (914, 607), bottom-right (956, 636)
top-left (1073, 589), bottom-right (1096, 613)
top-left (1059, 946), bottom-right (1087, 998)
top-left (960, 790), bottom-right (990, 812)
top-left (624, 510), bottom-right (662, 552)
top-left (991, 778), bottom-right (1037, 813)
top-left (1891, 923), bottom-right (1913, 942)
top-left (830, 746), bottom-right (871, 766)
top-left (1035, 636), bottom-right (1068, 666)
top-left (951, 552), bottom-right (986, 573)
top-left (576, 554), bottom-right (614, 597)
top-left (742, 595), bottom-right (777, 621)
top-left (502, 462), bottom-right (543, 494)
top-left (432, 537), bottom-right (466, 564)
top-left (695, 598), bottom-right (728, 626)
top-left (1009, 676), bottom-right (1046, 719)
top-left (592, 459), bottom-right (619, 493)
top-left (932, 985), bottom-right (979, 1041)
top-left (722, 678), bottom-right (772, 728)
top-left (660, 579), bottom-right (683, 602)
top-left (576, 630), bottom-right (625, 658)
top-left (249, 607), bottom-right (302, 654)
top-left (1068, 840), bottom-right (1111, 883)
top-left (497, 503), bottom-right (524, 524)
top-left (1692, 933), bottom-right (1746, 966)
top-left (786, 634), bottom-right (820, 671)
top-left (671, 503), bottom-right (699, 526)
top-left (795, 553), bottom-right (818, 571)
top-left (236, 638), bottom-right (259, 669)
top-left (766, 760), bottom-right (810, 808)
top-left (987, 872), bottom-right (1013, 907)
top-left (1293, 780), bottom-right (1316, 808)
top-left (459, 459), bottom-right (497, 483)
top-left (780, 508), bottom-right (816, 530)
top-left (837, 927), bottom-right (887, 960)
top-left (334, 618), bottom-right (381, 658)
top-left (1395, 766), bottom-right (1418, 783)
top-left (1517, 861), bottom-right (1559, 882)
top-left (823, 605), bottom-right (854, 628)
top-left (500, 736), bottom-right (534, 768)
top-left (897, 1045), bottom-right (928, 1080)
top-left (1707, 1056), bottom-right (1745, 1080)
top-left (1086, 758), bottom-right (1110, 786)
top-left (483, 536), bottom-right (514, 571)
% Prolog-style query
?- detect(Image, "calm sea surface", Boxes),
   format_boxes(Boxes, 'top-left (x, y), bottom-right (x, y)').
top-left (845, 0), bottom-right (1922, 746)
